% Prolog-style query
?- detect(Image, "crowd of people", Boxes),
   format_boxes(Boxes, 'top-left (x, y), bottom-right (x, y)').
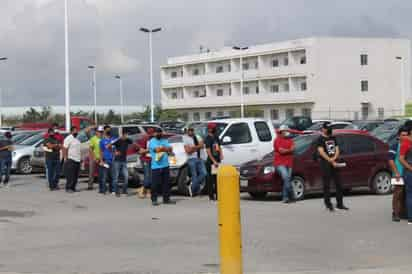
top-left (38, 122), bottom-right (223, 206)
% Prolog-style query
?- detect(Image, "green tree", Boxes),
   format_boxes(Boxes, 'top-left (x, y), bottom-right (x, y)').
top-left (103, 109), bottom-right (121, 124)
top-left (22, 107), bottom-right (41, 122)
top-left (39, 106), bottom-right (52, 121)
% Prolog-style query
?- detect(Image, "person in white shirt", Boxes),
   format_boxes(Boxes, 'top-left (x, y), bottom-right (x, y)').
top-left (63, 126), bottom-right (82, 193)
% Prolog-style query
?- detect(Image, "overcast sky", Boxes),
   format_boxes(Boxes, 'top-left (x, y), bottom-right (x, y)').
top-left (0, 0), bottom-right (410, 108)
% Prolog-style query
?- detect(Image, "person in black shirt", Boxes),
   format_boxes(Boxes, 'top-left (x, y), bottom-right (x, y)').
top-left (112, 131), bottom-right (133, 196)
top-left (316, 123), bottom-right (349, 212)
top-left (0, 132), bottom-right (13, 186)
top-left (44, 128), bottom-right (62, 191)
top-left (205, 123), bottom-right (223, 201)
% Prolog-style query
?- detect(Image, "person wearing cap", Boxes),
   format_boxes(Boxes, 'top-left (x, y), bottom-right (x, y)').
top-left (316, 122), bottom-right (349, 212)
top-left (112, 130), bottom-right (133, 197)
top-left (205, 123), bottom-right (223, 201)
top-left (88, 126), bottom-right (103, 190)
top-left (136, 128), bottom-right (155, 198)
top-left (274, 125), bottom-right (295, 203)
top-left (183, 127), bottom-right (206, 196)
top-left (0, 132), bottom-right (13, 187)
top-left (98, 125), bottom-right (116, 195)
top-left (44, 128), bottom-right (63, 191)
top-left (149, 128), bottom-right (175, 206)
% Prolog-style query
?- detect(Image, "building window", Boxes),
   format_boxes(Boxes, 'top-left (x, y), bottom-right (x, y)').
top-left (229, 86), bottom-right (232, 96)
top-left (284, 57), bottom-right (289, 66)
top-left (217, 89), bottom-right (224, 97)
top-left (302, 108), bottom-right (311, 117)
top-left (286, 109), bottom-right (294, 119)
top-left (243, 87), bottom-right (250, 95)
top-left (271, 109), bottom-right (279, 120)
top-left (378, 107), bottom-right (384, 120)
top-left (271, 85), bottom-right (279, 93)
top-left (361, 105), bottom-right (369, 120)
top-left (193, 68), bottom-right (199, 76)
top-left (171, 92), bottom-right (177, 99)
top-left (254, 61), bottom-right (259, 69)
top-left (228, 64), bottom-right (231, 72)
top-left (255, 86), bottom-right (259, 94)
top-left (301, 81), bottom-right (307, 91)
top-left (361, 54), bottom-right (368, 66)
top-left (182, 113), bottom-right (189, 121)
top-left (193, 112), bottom-right (200, 121)
top-left (217, 111), bottom-right (224, 117)
top-left (216, 65), bottom-right (224, 73)
top-left (171, 71), bottom-right (177, 78)
top-left (199, 89), bottom-right (206, 97)
top-left (272, 59), bottom-right (279, 67)
top-left (300, 56), bottom-right (307, 64)
top-left (242, 63), bottom-right (249, 70)
top-left (283, 83), bottom-right (290, 92)
top-left (361, 80), bottom-right (368, 92)
top-left (193, 90), bottom-right (199, 98)
top-left (205, 112), bottom-right (212, 120)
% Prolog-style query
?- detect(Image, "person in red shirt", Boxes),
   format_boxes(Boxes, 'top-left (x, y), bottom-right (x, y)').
top-left (274, 125), bottom-right (295, 203)
top-left (136, 128), bottom-right (155, 198)
top-left (399, 126), bottom-right (412, 224)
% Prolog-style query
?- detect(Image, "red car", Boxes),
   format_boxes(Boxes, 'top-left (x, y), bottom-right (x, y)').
top-left (240, 130), bottom-right (392, 200)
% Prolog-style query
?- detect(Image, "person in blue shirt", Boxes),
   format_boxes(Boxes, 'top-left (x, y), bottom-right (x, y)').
top-left (99, 125), bottom-right (116, 195)
top-left (388, 126), bottom-right (408, 222)
top-left (149, 128), bottom-right (174, 206)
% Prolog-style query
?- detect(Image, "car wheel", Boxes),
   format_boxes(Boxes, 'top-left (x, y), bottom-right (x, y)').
top-left (372, 171), bottom-right (392, 195)
top-left (128, 172), bottom-right (141, 188)
top-left (177, 166), bottom-right (191, 196)
top-left (18, 157), bottom-right (32, 174)
top-left (248, 192), bottom-right (268, 199)
top-left (291, 176), bottom-right (305, 200)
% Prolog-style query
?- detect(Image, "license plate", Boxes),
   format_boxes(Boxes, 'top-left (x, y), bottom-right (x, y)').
top-left (127, 162), bottom-right (137, 169)
top-left (240, 180), bottom-right (248, 188)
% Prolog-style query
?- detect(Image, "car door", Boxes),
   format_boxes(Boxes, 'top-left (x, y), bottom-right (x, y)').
top-left (220, 122), bottom-right (258, 167)
top-left (253, 121), bottom-right (274, 159)
top-left (338, 134), bottom-right (377, 187)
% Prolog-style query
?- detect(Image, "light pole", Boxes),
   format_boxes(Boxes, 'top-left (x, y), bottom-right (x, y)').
top-left (64, 0), bottom-right (71, 131)
top-left (233, 46), bottom-right (248, 118)
top-left (88, 65), bottom-right (98, 124)
top-left (140, 27), bottom-right (162, 123)
top-left (396, 56), bottom-right (405, 116)
top-left (115, 75), bottom-right (124, 124)
top-left (0, 57), bottom-right (7, 128)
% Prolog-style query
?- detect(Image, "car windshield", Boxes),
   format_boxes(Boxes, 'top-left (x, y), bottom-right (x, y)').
top-left (20, 133), bottom-right (44, 146)
top-left (370, 121), bottom-right (403, 143)
top-left (307, 122), bottom-right (324, 131)
top-left (192, 122), bottom-right (227, 139)
top-left (12, 132), bottom-right (36, 144)
top-left (293, 134), bottom-right (319, 155)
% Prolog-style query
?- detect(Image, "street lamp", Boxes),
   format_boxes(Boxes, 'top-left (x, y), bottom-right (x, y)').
top-left (115, 75), bottom-right (124, 124)
top-left (396, 56), bottom-right (405, 116)
top-left (64, 0), bottom-right (71, 132)
top-left (0, 57), bottom-right (7, 127)
top-left (140, 27), bottom-right (162, 123)
top-left (88, 65), bottom-right (98, 124)
top-left (233, 46), bottom-right (249, 118)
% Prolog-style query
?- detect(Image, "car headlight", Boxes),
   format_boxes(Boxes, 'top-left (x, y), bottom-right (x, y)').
top-left (169, 156), bottom-right (177, 165)
top-left (263, 166), bottom-right (275, 175)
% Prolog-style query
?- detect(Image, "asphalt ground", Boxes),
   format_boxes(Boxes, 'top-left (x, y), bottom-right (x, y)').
top-left (0, 175), bottom-right (411, 274)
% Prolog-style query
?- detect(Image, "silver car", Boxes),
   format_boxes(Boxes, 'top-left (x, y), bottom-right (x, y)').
top-left (12, 133), bottom-right (45, 174)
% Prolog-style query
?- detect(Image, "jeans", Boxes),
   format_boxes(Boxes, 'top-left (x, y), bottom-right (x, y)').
top-left (65, 159), bottom-right (80, 191)
top-left (403, 170), bottom-right (412, 220)
top-left (151, 167), bottom-right (170, 202)
top-left (205, 160), bottom-right (218, 200)
top-left (112, 161), bottom-right (128, 194)
top-left (276, 166), bottom-right (293, 201)
top-left (320, 161), bottom-right (344, 207)
top-left (46, 159), bottom-right (61, 189)
top-left (89, 159), bottom-right (98, 188)
top-left (187, 158), bottom-right (207, 195)
top-left (99, 163), bottom-right (113, 193)
top-left (142, 161), bottom-right (152, 189)
top-left (0, 157), bottom-right (11, 184)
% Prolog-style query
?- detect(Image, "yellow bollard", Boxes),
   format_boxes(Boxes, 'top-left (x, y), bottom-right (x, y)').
top-left (217, 165), bottom-right (243, 274)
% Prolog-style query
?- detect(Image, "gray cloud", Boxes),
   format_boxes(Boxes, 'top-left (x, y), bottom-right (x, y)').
top-left (0, 0), bottom-right (411, 108)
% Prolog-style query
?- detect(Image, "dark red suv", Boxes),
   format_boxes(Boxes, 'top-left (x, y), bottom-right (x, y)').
top-left (240, 130), bottom-right (392, 200)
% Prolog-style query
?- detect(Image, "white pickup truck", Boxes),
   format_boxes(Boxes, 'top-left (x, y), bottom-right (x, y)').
top-left (163, 118), bottom-right (277, 194)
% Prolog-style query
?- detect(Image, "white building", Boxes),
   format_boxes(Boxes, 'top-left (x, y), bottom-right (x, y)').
top-left (160, 37), bottom-right (411, 122)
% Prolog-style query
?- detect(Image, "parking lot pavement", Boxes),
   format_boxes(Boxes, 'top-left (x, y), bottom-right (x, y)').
top-left (1, 175), bottom-right (412, 274)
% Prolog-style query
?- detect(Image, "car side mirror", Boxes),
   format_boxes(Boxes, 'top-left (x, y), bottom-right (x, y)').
top-left (222, 136), bottom-right (232, 144)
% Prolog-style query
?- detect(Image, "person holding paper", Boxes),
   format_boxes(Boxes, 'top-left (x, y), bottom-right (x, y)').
top-left (316, 122), bottom-right (349, 212)
top-left (388, 127), bottom-right (408, 222)
top-left (205, 123), bottom-right (223, 201)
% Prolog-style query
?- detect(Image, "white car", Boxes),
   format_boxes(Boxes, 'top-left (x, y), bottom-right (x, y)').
top-left (135, 118), bottom-right (276, 194)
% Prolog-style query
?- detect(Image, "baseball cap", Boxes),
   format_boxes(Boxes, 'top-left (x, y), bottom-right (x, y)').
top-left (97, 126), bottom-right (104, 132)
top-left (208, 123), bottom-right (217, 130)
top-left (155, 127), bottom-right (163, 133)
top-left (279, 125), bottom-right (289, 132)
